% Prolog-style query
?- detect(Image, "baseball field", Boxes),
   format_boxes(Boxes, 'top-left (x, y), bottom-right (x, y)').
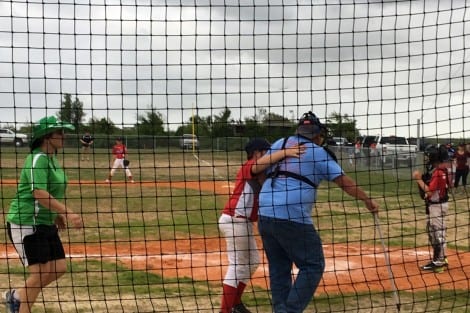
top-left (0, 146), bottom-right (469, 312)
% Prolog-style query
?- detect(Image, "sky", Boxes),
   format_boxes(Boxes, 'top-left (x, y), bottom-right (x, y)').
top-left (1, 0), bottom-right (469, 138)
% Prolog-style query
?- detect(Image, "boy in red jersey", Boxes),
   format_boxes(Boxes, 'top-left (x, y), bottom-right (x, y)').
top-left (413, 144), bottom-right (450, 273)
top-left (106, 137), bottom-right (134, 183)
top-left (218, 138), bottom-right (305, 313)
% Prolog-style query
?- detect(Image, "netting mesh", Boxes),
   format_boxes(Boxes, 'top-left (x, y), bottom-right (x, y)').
top-left (1, 1), bottom-right (470, 312)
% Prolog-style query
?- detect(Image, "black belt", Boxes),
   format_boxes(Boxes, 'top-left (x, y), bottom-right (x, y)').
top-left (428, 200), bottom-right (448, 204)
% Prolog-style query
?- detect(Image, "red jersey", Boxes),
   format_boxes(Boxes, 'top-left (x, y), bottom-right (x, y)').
top-left (112, 144), bottom-right (127, 159)
top-left (428, 166), bottom-right (449, 203)
top-left (454, 151), bottom-right (470, 170)
top-left (222, 159), bottom-right (261, 221)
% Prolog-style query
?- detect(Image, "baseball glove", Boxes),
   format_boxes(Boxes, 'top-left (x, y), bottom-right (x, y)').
top-left (123, 159), bottom-right (130, 167)
top-left (419, 172), bottom-right (431, 200)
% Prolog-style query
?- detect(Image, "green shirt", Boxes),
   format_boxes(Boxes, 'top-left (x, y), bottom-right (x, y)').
top-left (7, 148), bottom-right (68, 225)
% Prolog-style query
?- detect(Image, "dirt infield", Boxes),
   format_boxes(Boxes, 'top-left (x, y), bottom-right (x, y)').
top-left (1, 179), bottom-right (470, 295)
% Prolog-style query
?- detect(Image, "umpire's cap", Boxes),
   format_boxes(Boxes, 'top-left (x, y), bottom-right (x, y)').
top-left (31, 116), bottom-right (75, 147)
top-left (296, 111), bottom-right (326, 137)
top-left (245, 138), bottom-right (271, 154)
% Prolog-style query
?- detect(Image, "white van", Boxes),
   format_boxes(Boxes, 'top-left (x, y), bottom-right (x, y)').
top-left (179, 134), bottom-right (199, 150)
top-left (332, 137), bottom-right (349, 146)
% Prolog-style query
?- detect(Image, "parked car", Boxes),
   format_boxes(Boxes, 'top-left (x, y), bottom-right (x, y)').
top-left (362, 135), bottom-right (417, 167)
top-left (179, 134), bottom-right (199, 150)
top-left (332, 137), bottom-right (351, 146)
top-left (0, 128), bottom-right (29, 147)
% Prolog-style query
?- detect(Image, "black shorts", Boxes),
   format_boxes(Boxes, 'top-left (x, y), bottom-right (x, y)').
top-left (7, 223), bottom-right (65, 267)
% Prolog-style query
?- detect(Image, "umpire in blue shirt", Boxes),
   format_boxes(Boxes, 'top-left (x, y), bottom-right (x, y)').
top-left (258, 111), bottom-right (379, 313)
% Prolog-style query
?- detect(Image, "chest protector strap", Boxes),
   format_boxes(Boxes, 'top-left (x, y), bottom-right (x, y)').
top-left (267, 137), bottom-right (318, 189)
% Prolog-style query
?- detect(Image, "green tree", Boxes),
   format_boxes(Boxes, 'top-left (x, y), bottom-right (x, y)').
top-left (136, 109), bottom-right (165, 135)
top-left (71, 97), bottom-right (85, 130)
top-left (261, 112), bottom-right (294, 140)
top-left (326, 112), bottom-right (360, 142)
top-left (58, 93), bottom-right (85, 131)
top-left (88, 117), bottom-right (117, 135)
top-left (175, 115), bottom-right (212, 136)
top-left (211, 107), bottom-right (234, 137)
top-left (58, 94), bottom-right (73, 122)
top-left (240, 117), bottom-right (267, 138)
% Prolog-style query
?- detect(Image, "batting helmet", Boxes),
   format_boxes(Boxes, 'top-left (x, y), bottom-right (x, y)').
top-left (424, 144), bottom-right (449, 164)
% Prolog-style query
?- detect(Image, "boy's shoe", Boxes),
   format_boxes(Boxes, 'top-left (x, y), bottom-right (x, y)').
top-left (232, 303), bottom-right (252, 313)
top-left (421, 260), bottom-right (446, 273)
top-left (105, 179), bottom-right (111, 183)
top-left (4, 290), bottom-right (20, 313)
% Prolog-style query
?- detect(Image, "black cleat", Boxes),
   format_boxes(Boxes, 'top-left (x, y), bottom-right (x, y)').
top-left (232, 303), bottom-right (252, 313)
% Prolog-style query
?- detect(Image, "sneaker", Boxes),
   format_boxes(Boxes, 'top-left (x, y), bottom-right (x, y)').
top-left (4, 290), bottom-right (20, 313)
top-left (130, 180), bottom-right (135, 183)
top-left (232, 303), bottom-right (252, 313)
top-left (421, 261), bottom-right (446, 273)
top-left (105, 179), bottom-right (111, 183)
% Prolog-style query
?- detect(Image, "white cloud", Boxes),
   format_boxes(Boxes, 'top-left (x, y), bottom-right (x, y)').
top-left (0, 0), bottom-right (469, 137)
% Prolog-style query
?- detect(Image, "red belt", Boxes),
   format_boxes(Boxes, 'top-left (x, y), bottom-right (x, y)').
top-left (234, 215), bottom-right (247, 219)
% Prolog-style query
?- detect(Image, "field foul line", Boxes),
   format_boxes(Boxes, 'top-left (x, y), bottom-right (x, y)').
top-left (192, 153), bottom-right (227, 180)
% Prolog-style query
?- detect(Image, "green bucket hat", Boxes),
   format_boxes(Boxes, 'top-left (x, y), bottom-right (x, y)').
top-left (31, 116), bottom-right (75, 146)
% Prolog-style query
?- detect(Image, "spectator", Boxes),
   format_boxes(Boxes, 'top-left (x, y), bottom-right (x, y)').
top-left (446, 143), bottom-right (456, 186)
top-left (453, 143), bottom-right (470, 192)
top-left (354, 138), bottom-right (362, 166)
top-left (369, 141), bottom-right (378, 168)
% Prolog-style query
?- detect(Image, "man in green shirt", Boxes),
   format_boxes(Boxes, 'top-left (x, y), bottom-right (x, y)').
top-left (4, 116), bottom-right (84, 313)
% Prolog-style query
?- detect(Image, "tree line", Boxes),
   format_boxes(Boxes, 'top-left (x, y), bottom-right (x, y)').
top-left (16, 94), bottom-right (361, 142)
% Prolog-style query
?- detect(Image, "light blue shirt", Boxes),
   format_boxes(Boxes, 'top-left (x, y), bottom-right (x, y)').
top-left (258, 135), bottom-right (344, 225)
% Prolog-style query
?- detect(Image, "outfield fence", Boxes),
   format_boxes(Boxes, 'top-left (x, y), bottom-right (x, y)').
top-left (1, 1), bottom-right (470, 313)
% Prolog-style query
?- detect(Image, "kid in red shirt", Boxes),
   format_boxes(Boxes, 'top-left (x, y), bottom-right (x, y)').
top-left (413, 144), bottom-right (450, 273)
top-left (106, 137), bottom-right (134, 183)
top-left (218, 138), bottom-right (305, 313)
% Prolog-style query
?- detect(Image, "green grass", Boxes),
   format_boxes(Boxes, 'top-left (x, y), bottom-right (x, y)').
top-left (1, 147), bottom-right (469, 312)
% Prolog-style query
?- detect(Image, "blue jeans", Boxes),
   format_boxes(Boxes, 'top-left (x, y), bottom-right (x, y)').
top-left (258, 216), bottom-right (325, 313)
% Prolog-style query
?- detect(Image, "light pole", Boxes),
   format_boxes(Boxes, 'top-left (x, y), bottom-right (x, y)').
top-left (289, 110), bottom-right (295, 123)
